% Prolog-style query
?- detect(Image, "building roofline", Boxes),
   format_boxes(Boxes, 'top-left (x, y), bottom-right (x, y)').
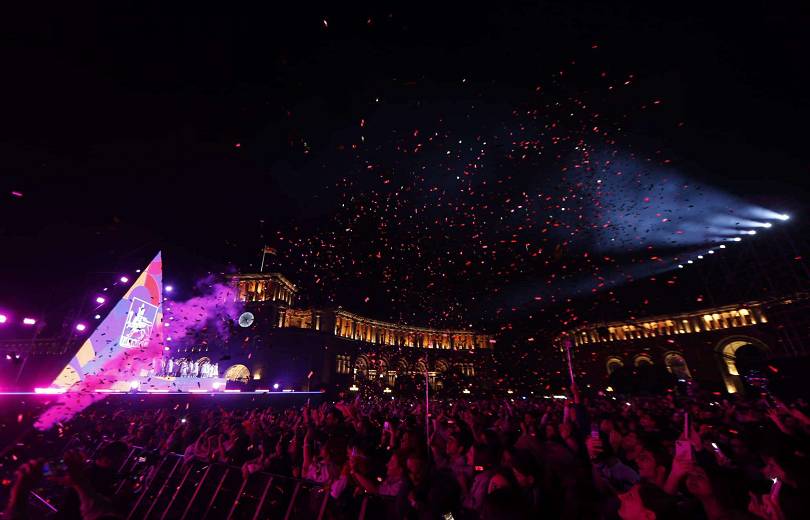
top-left (334, 307), bottom-right (486, 337)
top-left (228, 272), bottom-right (298, 292)
top-left (556, 293), bottom-right (809, 342)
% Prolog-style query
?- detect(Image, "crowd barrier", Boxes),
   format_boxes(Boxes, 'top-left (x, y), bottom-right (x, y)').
top-left (113, 447), bottom-right (394, 520)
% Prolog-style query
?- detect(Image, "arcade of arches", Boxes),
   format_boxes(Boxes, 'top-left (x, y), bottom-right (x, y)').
top-left (561, 300), bottom-right (786, 394)
top-left (597, 336), bottom-right (770, 394)
top-left (343, 353), bottom-right (473, 388)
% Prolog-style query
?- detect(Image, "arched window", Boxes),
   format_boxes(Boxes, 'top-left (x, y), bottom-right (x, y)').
top-left (633, 354), bottom-right (653, 367)
top-left (715, 336), bottom-right (770, 393)
top-left (664, 352), bottom-right (691, 379)
top-left (373, 356), bottom-right (388, 374)
top-left (435, 359), bottom-right (450, 373)
top-left (223, 364), bottom-right (250, 383)
top-left (606, 357), bottom-right (624, 375)
top-left (354, 355), bottom-right (369, 376)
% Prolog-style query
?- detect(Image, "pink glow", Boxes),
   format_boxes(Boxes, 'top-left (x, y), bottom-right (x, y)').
top-left (95, 296), bottom-right (105, 304)
top-left (34, 275), bottom-right (242, 430)
top-left (11, 191), bottom-right (23, 197)
top-left (0, 314), bottom-right (7, 324)
top-left (75, 323), bottom-right (86, 331)
top-left (120, 276), bottom-right (129, 283)
top-left (22, 317), bottom-right (36, 325)
top-left (34, 387), bottom-right (66, 394)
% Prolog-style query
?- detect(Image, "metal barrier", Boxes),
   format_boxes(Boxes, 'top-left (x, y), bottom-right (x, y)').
top-left (2, 443), bottom-right (397, 520)
top-left (114, 450), bottom-right (394, 519)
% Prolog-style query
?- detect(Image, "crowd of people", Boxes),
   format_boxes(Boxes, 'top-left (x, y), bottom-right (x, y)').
top-left (158, 357), bottom-right (220, 378)
top-left (2, 384), bottom-right (809, 519)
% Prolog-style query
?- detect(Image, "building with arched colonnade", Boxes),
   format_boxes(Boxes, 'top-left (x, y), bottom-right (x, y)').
top-left (168, 272), bottom-right (495, 393)
top-left (556, 294), bottom-right (810, 395)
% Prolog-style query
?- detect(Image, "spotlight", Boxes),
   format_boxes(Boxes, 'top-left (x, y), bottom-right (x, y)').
top-left (14, 353), bottom-right (20, 360)
top-left (129, 380), bottom-right (140, 390)
top-left (273, 383), bottom-right (280, 390)
top-left (733, 237), bottom-right (742, 242)
top-left (763, 222), bottom-right (772, 228)
top-left (777, 214), bottom-right (790, 221)
top-left (94, 314), bottom-right (101, 319)
top-left (0, 314), bottom-right (6, 324)
top-left (165, 285), bottom-right (173, 293)
top-left (687, 260), bottom-right (693, 264)
top-left (677, 264), bottom-right (683, 269)
top-left (708, 250), bottom-right (715, 254)
top-left (697, 255), bottom-right (704, 259)
top-left (5, 354), bottom-right (11, 360)
top-left (212, 381), bottom-right (222, 390)
top-left (22, 317), bottom-right (36, 325)
top-left (75, 323), bottom-right (87, 332)
top-left (96, 296), bottom-right (105, 304)
top-left (719, 244), bottom-right (726, 249)
top-left (120, 276), bottom-right (129, 283)
top-left (746, 230), bottom-right (757, 235)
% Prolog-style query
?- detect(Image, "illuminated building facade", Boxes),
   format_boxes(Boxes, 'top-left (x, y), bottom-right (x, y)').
top-left (171, 272), bottom-right (494, 392)
top-left (558, 295), bottom-right (810, 394)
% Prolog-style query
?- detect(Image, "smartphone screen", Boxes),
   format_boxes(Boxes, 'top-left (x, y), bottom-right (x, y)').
top-left (675, 439), bottom-right (693, 461)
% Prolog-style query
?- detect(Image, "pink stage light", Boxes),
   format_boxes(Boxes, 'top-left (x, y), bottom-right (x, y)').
top-left (95, 296), bottom-right (105, 304)
top-left (165, 285), bottom-right (173, 293)
top-left (22, 318), bottom-right (36, 325)
top-left (120, 276), bottom-right (129, 283)
top-left (0, 314), bottom-right (7, 324)
top-left (75, 323), bottom-right (87, 332)
top-left (34, 387), bottom-right (66, 394)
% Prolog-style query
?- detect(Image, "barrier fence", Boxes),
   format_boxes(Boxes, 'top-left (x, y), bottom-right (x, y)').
top-left (110, 447), bottom-right (394, 520)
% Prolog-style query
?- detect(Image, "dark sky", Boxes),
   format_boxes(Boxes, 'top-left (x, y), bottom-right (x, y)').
top-left (2, 1), bottom-right (809, 335)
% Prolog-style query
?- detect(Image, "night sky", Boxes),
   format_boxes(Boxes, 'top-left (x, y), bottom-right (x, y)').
top-left (2, 1), bottom-right (809, 338)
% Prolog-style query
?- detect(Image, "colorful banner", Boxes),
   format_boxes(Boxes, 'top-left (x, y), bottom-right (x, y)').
top-left (36, 252), bottom-right (163, 429)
